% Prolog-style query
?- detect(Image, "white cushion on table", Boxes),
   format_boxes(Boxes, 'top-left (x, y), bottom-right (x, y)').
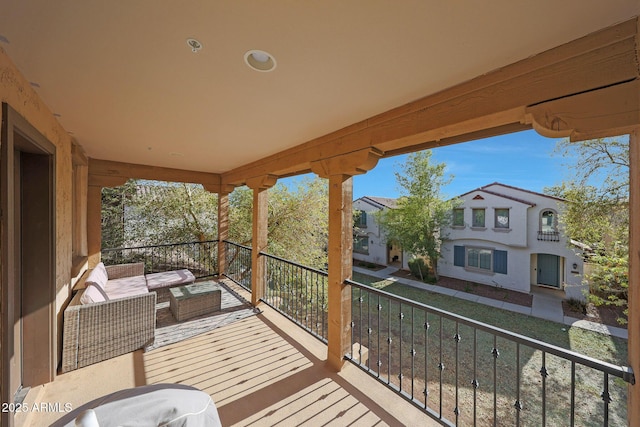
top-left (146, 269), bottom-right (195, 290)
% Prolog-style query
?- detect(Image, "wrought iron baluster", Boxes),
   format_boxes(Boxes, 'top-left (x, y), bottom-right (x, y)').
top-left (454, 322), bottom-right (461, 424)
top-left (541, 352), bottom-right (548, 426)
top-left (472, 329), bottom-right (478, 427)
top-left (424, 312), bottom-right (429, 409)
top-left (493, 335), bottom-right (499, 427)
top-left (399, 305), bottom-right (404, 391)
top-left (515, 342), bottom-right (522, 426)
top-left (439, 316), bottom-right (444, 418)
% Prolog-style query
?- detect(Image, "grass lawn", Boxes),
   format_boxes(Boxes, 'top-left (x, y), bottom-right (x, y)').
top-left (351, 272), bottom-right (629, 426)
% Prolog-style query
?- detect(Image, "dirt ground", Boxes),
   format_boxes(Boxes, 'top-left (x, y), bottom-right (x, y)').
top-left (562, 300), bottom-right (627, 328)
top-left (390, 270), bottom-right (533, 307)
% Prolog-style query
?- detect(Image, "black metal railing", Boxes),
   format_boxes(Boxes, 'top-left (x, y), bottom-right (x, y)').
top-left (346, 279), bottom-right (634, 427)
top-left (262, 252), bottom-right (328, 343)
top-left (102, 240), bottom-right (218, 279)
top-left (223, 240), bottom-right (252, 291)
top-left (537, 231), bottom-right (560, 242)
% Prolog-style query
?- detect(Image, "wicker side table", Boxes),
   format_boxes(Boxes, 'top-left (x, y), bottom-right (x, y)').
top-left (169, 282), bottom-right (221, 321)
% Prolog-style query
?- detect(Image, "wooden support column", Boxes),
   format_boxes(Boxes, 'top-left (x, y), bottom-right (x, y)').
top-left (311, 148), bottom-right (382, 371)
top-left (246, 175), bottom-right (277, 306)
top-left (326, 174), bottom-right (354, 371)
top-left (216, 187), bottom-right (233, 277)
top-left (629, 128), bottom-right (640, 426)
top-left (86, 184), bottom-right (103, 268)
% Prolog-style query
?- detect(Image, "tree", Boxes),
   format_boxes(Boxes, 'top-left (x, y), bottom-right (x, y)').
top-left (375, 151), bottom-right (456, 280)
top-left (547, 136), bottom-right (629, 323)
top-left (124, 181), bottom-right (218, 246)
top-left (101, 180), bottom-right (138, 249)
top-left (228, 177), bottom-right (328, 270)
top-left (101, 176), bottom-right (329, 270)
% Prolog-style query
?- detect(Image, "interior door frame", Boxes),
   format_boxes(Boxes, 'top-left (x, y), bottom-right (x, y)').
top-left (1, 103), bottom-right (56, 425)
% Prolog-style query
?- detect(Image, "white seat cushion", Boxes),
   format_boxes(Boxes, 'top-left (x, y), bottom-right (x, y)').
top-left (80, 263), bottom-right (109, 304)
top-left (104, 275), bottom-right (149, 299)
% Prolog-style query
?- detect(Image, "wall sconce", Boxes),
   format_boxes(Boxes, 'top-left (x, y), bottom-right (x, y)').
top-left (572, 263), bottom-right (578, 270)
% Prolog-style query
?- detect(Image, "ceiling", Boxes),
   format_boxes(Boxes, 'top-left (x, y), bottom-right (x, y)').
top-left (1, 1), bottom-right (638, 175)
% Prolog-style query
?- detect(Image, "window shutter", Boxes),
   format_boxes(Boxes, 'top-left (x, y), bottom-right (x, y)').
top-left (454, 246), bottom-right (465, 267)
top-left (494, 250), bottom-right (508, 274)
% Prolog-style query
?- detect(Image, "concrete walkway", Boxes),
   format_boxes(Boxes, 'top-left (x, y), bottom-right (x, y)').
top-left (353, 266), bottom-right (628, 340)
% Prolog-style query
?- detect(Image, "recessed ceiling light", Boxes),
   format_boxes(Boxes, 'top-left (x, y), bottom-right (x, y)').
top-left (244, 50), bottom-right (276, 72)
top-left (186, 38), bottom-right (203, 53)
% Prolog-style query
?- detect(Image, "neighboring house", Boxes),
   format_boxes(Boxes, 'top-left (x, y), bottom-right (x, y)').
top-left (353, 196), bottom-right (408, 269)
top-left (438, 183), bottom-right (585, 298)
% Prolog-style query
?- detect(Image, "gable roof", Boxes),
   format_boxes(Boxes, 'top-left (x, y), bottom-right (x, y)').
top-left (356, 196), bottom-right (398, 210)
top-left (458, 182), bottom-right (567, 206)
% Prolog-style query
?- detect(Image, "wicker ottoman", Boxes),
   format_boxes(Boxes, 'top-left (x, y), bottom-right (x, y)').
top-left (169, 282), bottom-right (222, 321)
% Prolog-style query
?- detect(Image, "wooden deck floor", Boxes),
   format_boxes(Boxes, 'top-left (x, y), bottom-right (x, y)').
top-left (18, 283), bottom-right (438, 426)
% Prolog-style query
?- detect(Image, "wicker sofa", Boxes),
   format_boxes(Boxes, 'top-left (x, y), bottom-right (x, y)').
top-left (61, 262), bottom-right (195, 372)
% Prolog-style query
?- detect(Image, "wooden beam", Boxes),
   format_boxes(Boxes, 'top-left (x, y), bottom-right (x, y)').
top-left (310, 148), bottom-right (382, 178)
top-left (221, 18), bottom-right (639, 185)
top-left (526, 80), bottom-right (640, 141)
top-left (89, 158), bottom-right (221, 188)
top-left (71, 141), bottom-right (88, 166)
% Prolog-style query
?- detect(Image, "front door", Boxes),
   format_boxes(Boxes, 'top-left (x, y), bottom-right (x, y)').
top-left (537, 254), bottom-right (560, 288)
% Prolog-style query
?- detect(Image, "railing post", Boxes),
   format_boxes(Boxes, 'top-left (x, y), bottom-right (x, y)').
top-left (246, 175), bottom-right (277, 306)
top-left (311, 148), bottom-right (382, 371)
top-left (629, 127), bottom-right (640, 427)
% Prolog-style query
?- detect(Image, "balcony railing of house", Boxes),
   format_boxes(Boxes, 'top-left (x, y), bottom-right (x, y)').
top-left (102, 240), bottom-right (218, 279)
top-left (345, 279), bottom-right (634, 427)
top-left (223, 240), bottom-right (252, 291)
top-left (109, 240), bottom-right (634, 426)
top-left (537, 231), bottom-right (560, 242)
top-left (262, 252), bottom-right (329, 343)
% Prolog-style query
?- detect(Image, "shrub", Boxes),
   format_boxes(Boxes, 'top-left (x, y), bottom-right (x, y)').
top-left (408, 258), bottom-right (429, 281)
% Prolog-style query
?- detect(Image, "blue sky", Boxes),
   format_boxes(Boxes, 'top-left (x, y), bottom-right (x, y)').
top-left (354, 130), bottom-right (566, 200)
top-left (282, 129), bottom-right (571, 200)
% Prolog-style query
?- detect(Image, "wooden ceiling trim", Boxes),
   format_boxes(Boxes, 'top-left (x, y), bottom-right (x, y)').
top-left (89, 158), bottom-right (221, 188)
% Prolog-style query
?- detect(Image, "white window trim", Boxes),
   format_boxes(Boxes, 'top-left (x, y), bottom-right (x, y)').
top-left (471, 207), bottom-right (486, 229)
top-left (493, 207), bottom-right (511, 232)
top-left (465, 246), bottom-right (495, 275)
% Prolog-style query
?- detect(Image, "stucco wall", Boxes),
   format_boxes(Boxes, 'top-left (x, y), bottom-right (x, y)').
top-left (353, 199), bottom-right (387, 265)
top-left (439, 184), bottom-right (585, 295)
top-left (1, 46), bottom-right (76, 366)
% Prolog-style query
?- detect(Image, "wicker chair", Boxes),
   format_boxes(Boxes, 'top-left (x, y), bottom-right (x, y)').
top-left (61, 263), bottom-right (156, 373)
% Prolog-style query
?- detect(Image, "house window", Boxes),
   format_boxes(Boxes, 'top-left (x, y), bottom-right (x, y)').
top-left (494, 208), bottom-right (509, 229)
top-left (467, 247), bottom-right (492, 271)
top-left (452, 208), bottom-right (464, 227)
top-left (454, 245), bottom-right (507, 274)
top-left (354, 235), bottom-right (369, 254)
top-left (472, 208), bottom-right (485, 228)
top-left (540, 209), bottom-right (556, 232)
top-left (354, 210), bottom-right (367, 228)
